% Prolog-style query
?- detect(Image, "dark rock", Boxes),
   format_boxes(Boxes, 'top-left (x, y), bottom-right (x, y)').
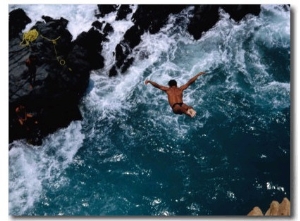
top-left (109, 65), bottom-right (118, 77)
top-left (9, 9), bottom-right (105, 146)
top-left (96, 5), bottom-right (118, 17)
top-left (282, 5), bottom-right (290, 11)
top-left (116, 5), bottom-right (133, 20)
top-left (92, 20), bottom-right (104, 30)
top-left (103, 23), bottom-right (114, 35)
top-left (121, 57), bottom-right (134, 73)
top-left (187, 5), bottom-right (220, 40)
top-left (110, 25), bottom-right (143, 74)
top-left (73, 28), bottom-right (105, 70)
top-left (132, 5), bottom-right (186, 34)
top-left (221, 5), bottom-right (261, 22)
top-left (115, 43), bottom-right (129, 68)
top-left (123, 25), bottom-right (143, 49)
top-left (9, 8), bottom-right (31, 39)
top-left (187, 5), bottom-right (261, 40)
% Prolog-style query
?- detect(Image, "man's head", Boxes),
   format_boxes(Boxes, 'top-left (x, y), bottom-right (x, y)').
top-left (168, 79), bottom-right (177, 87)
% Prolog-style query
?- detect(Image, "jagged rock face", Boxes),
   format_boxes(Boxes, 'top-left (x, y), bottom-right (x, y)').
top-left (131, 5), bottom-right (186, 34)
top-left (187, 5), bottom-right (220, 40)
top-left (9, 10), bottom-right (105, 145)
top-left (9, 8), bottom-right (32, 39)
top-left (96, 5), bottom-right (118, 17)
top-left (116, 5), bottom-right (133, 20)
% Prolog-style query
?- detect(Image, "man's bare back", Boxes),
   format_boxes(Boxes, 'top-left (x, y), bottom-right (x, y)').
top-left (145, 72), bottom-right (205, 117)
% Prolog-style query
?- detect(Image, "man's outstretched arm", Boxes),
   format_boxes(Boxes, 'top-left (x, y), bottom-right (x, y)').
top-left (180, 72), bottom-right (205, 90)
top-left (145, 80), bottom-right (169, 91)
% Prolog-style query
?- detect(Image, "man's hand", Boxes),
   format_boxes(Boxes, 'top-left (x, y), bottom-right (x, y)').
top-left (196, 72), bottom-right (205, 77)
top-left (180, 71), bottom-right (205, 90)
top-left (144, 80), bottom-right (168, 91)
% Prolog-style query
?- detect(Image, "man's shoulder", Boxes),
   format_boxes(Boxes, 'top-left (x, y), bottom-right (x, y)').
top-left (167, 87), bottom-right (183, 93)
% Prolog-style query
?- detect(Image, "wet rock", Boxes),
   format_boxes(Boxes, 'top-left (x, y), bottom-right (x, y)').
top-left (9, 9), bottom-right (105, 146)
top-left (221, 5), bottom-right (261, 22)
top-left (111, 25), bottom-right (143, 75)
top-left (187, 5), bottom-right (261, 40)
top-left (9, 8), bottom-right (31, 39)
top-left (187, 5), bottom-right (220, 40)
top-left (72, 27), bottom-right (105, 70)
top-left (96, 4), bottom-right (118, 18)
top-left (103, 23), bottom-right (114, 35)
top-left (132, 5), bottom-right (186, 34)
top-left (248, 198), bottom-right (290, 216)
top-left (116, 5), bottom-right (132, 20)
top-left (92, 20), bottom-right (104, 30)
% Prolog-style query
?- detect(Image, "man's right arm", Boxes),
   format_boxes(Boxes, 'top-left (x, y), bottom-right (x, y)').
top-left (145, 80), bottom-right (168, 91)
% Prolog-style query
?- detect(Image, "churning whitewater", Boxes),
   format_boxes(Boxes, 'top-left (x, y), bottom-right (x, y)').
top-left (9, 5), bottom-right (290, 216)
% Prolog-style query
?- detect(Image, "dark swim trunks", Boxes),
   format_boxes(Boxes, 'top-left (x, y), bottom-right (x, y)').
top-left (172, 103), bottom-right (184, 114)
top-left (172, 103), bottom-right (183, 109)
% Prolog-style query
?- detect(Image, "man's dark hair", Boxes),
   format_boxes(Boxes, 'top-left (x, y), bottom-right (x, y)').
top-left (168, 79), bottom-right (177, 87)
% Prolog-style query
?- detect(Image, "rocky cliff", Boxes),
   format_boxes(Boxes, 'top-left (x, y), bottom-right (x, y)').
top-left (9, 5), bottom-right (261, 147)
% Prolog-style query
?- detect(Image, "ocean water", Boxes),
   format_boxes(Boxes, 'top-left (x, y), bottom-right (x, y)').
top-left (8, 4), bottom-right (290, 216)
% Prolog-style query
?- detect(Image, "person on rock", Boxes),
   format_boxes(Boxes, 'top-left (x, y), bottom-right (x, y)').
top-left (15, 104), bottom-right (41, 144)
top-left (145, 72), bottom-right (205, 117)
top-left (15, 105), bottom-right (33, 126)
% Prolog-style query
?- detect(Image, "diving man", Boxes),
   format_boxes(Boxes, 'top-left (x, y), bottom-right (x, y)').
top-left (145, 72), bottom-right (205, 117)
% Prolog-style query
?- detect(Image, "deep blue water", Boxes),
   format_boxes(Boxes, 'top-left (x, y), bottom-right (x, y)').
top-left (9, 4), bottom-right (290, 216)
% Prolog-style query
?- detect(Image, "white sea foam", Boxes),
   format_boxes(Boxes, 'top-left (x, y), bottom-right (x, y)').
top-left (9, 4), bottom-right (98, 40)
top-left (9, 121), bottom-right (84, 215)
top-left (260, 5), bottom-right (290, 46)
top-left (99, 5), bottom-right (137, 73)
top-left (256, 81), bottom-right (290, 109)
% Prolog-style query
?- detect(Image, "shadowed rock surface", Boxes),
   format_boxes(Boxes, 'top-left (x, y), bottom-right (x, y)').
top-left (9, 10), bottom-right (105, 146)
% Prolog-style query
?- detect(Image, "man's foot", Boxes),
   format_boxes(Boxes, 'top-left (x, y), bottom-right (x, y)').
top-left (186, 108), bottom-right (196, 117)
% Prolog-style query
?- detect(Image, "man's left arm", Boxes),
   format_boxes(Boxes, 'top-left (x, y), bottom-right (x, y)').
top-left (180, 72), bottom-right (205, 90)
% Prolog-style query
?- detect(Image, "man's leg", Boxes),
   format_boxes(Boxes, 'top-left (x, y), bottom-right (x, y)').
top-left (182, 104), bottom-right (196, 117)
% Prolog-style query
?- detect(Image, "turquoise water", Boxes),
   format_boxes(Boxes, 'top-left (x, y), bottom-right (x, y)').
top-left (9, 5), bottom-right (290, 216)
